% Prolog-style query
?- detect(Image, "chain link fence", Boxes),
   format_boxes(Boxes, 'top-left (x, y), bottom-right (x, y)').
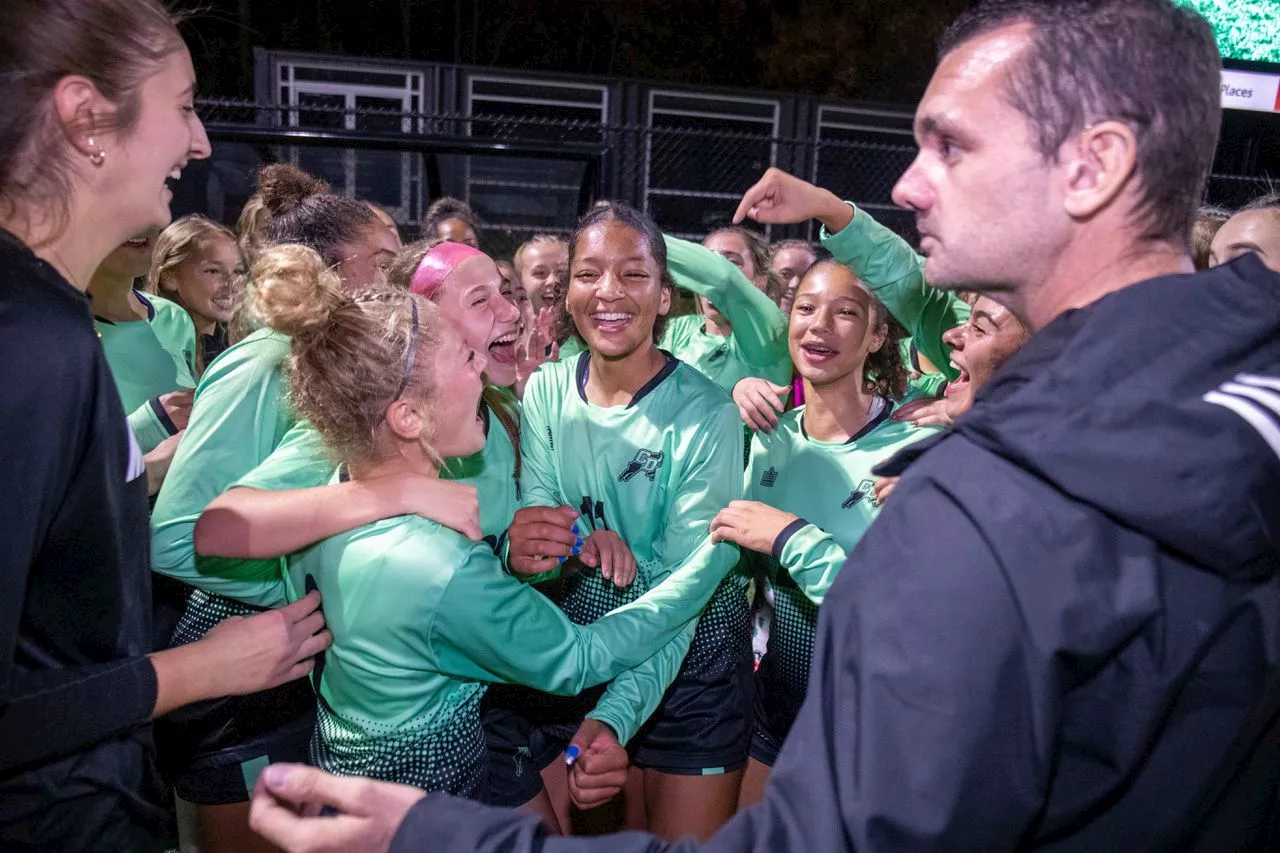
top-left (188, 99), bottom-right (1274, 262)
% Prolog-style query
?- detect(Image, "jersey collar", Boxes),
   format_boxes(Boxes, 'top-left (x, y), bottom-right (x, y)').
top-left (92, 290), bottom-right (154, 324)
top-left (799, 397), bottom-right (895, 445)
top-left (575, 349), bottom-right (679, 409)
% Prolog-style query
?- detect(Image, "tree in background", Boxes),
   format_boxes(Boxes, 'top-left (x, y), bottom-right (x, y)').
top-left (759, 0), bottom-right (973, 102)
top-left (181, 0), bottom-right (977, 104)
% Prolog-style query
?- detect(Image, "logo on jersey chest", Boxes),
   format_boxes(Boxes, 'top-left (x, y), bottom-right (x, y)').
top-left (760, 466), bottom-right (778, 487)
top-left (618, 448), bottom-right (664, 482)
top-left (841, 478), bottom-right (879, 510)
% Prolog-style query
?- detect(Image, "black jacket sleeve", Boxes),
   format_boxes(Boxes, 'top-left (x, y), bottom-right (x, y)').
top-left (0, 293), bottom-right (157, 772)
top-left (390, 471), bottom-right (1057, 852)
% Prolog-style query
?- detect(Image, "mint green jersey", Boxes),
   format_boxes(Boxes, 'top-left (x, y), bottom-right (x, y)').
top-left (821, 205), bottom-right (969, 382)
top-left (518, 351), bottom-right (744, 743)
top-left (151, 328), bottom-right (298, 617)
top-left (899, 338), bottom-right (950, 402)
top-left (747, 404), bottom-right (937, 702)
top-left (96, 292), bottom-right (198, 453)
top-left (156, 386), bottom-right (522, 611)
top-left (441, 389), bottom-right (520, 547)
top-left (658, 236), bottom-right (792, 393)
top-left (286, 468), bottom-right (732, 794)
top-left (235, 388), bottom-right (520, 543)
top-left (556, 335), bottom-right (586, 361)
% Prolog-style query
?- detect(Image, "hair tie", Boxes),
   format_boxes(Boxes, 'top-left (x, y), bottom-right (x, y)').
top-left (394, 299), bottom-right (420, 400)
top-left (410, 242), bottom-right (485, 299)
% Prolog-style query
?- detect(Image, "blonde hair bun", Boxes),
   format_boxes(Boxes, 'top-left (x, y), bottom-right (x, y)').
top-left (251, 244), bottom-right (343, 338)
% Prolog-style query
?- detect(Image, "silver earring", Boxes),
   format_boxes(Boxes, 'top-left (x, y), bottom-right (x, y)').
top-left (87, 137), bottom-right (106, 167)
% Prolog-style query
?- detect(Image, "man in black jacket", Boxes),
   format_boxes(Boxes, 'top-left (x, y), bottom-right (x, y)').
top-left (248, 1), bottom-right (1280, 850)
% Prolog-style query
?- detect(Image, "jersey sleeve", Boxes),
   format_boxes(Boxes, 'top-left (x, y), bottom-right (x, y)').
top-left (127, 399), bottom-right (173, 454)
top-left (233, 421), bottom-right (335, 493)
top-left (771, 522), bottom-right (847, 605)
top-left (515, 368), bottom-right (564, 510)
top-left (150, 339), bottom-right (292, 593)
top-left (585, 398), bottom-right (746, 744)
top-left (584, 620), bottom-right (695, 745)
top-left (426, 539), bottom-right (727, 695)
top-left (663, 235), bottom-right (789, 372)
top-left (172, 422), bottom-right (338, 608)
top-left (152, 413), bottom-right (320, 609)
top-left (820, 204), bottom-right (969, 380)
top-left (741, 432), bottom-right (845, 602)
top-left (0, 313), bottom-right (158, 771)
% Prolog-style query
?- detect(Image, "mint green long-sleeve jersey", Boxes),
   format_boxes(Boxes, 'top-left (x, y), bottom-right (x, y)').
top-left (95, 292), bottom-right (198, 453)
top-left (746, 404), bottom-right (937, 703)
top-left (517, 351), bottom-right (745, 744)
top-left (286, 465), bottom-right (734, 795)
top-left (155, 371), bottom-right (521, 613)
top-left (150, 328), bottom-right (299, 627)
top-left (658, 236), bottom-right (792, 393)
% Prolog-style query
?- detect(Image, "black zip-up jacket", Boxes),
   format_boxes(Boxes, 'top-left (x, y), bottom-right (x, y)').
top-left (391, 255), bottom-right (1280, 851)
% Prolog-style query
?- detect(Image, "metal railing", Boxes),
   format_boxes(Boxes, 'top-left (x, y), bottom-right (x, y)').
top-left (184, 99), bottom-right (1276, 259)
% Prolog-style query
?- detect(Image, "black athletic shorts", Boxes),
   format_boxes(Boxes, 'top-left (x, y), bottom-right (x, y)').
top-left (153, 588), bottom-right (316, 805)
top-left (157, 712), bottom-right (315, 805)
top-left (484, 578), bottom-right (753, 806)
top-left (748, 567), bottom-right (817, 767)
top-left (747, 654), bottom-right (805, 767)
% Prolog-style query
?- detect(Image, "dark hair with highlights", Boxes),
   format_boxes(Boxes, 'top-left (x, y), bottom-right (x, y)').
top-left (938, 0), bottom-right (1220, 247)
top-left (259, 163), bottom-right (377, 268)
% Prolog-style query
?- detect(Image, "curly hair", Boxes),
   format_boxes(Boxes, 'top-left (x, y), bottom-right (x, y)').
top-left (798, 260), bottom-right (909, 401)
top-left (252, 243), bottom-right (448, 467)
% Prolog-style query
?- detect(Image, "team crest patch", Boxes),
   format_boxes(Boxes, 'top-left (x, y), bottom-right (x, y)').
top-left (841, 478), bottom-right (879, 509)
top-left (618, 449), bottom-right (664, 482)
top-left (760, 466), bottom-right (778, 487)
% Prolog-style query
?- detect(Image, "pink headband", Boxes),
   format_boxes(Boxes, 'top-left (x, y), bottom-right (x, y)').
top-left (410, 242), bottom-right (486, 299)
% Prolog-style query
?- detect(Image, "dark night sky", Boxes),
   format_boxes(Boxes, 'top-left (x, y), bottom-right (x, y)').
top-left (178, 0), bottom-right (975, 105)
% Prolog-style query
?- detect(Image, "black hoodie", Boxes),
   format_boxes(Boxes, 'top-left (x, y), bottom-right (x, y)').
top-left (390, 254), bottom-right (1280, 852)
